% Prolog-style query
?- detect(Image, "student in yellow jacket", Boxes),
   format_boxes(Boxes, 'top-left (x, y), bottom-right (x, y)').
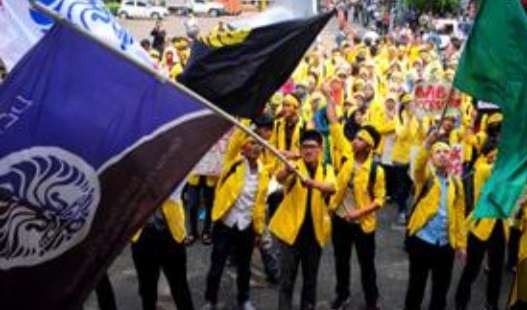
top-left (203, 137), bottom-right (270, 310)
top-left (131, 198), bottom-right (194, 310)
top-left (455, 146), bottom-right (507, 310)
top-left (509, 200), bottom-right (527, 310)
top-left (224, 114), bottom-right (276, 175)
top-left (404, 131), bottom-right (466, 310)
top-left (269, 130), bottom-right (336, 310)
top-left (267, 93), bottom-right (305, 218)
top-left (392, 93), bottom-right (418, 225)
top-left (329, 125), bottom-right (385, 310)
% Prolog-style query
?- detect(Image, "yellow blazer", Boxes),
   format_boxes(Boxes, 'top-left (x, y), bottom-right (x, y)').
top-left (407, 147), bottom-right (467, 250)
top-left (269, 160), bottom-right (336, 247)
top-left (132, 199), bottom-right (187, 244)
top-left (212, 157), bottom-right (270, 235)
top-left (331, 155), bottom-right (386, 233)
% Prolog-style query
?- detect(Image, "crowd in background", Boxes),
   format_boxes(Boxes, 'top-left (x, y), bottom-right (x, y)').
top-left (117, 5), bottom-right (527, 310)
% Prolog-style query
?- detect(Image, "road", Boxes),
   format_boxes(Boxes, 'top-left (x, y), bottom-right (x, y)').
top-left (85, 203), bottom-right (513, 310)
top-left (84, 14), bottom-right (513, 310)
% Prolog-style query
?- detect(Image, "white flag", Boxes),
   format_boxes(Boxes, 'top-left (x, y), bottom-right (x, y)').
top-left (0, 0), bottom-right (151, 71)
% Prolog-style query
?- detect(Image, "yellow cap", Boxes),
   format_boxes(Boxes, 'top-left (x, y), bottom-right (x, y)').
top-left (432, 141), bottom-right (451, 154)
top-left (487, 113), bottom-right (503, 125)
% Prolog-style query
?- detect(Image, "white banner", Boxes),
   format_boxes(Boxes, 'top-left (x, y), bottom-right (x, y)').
top-left (0, 0), bottom-right (151, 71)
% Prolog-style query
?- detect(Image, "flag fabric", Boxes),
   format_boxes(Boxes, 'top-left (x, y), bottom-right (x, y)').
top-left (178, 11), bottom-right (334, 118)
top-left (0, 23), bottom-right (231, 309)
top-left (454, 0), bottom-right (527, 218)
top-left (0, 0), bottom-right (150, 71)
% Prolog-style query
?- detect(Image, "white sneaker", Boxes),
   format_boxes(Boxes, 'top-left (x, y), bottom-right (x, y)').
top-left (397, 212), bottom-right (407, 226)
top-left (239, 300), bottom-right (256, 310)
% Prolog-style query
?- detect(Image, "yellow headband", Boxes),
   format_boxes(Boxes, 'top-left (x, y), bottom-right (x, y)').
top-left (432, 142), bottom-right (451, 154)
top-left (284, 94), bottom-right (300, 108)
top-left (356, 129), bottom-right (375, 147)
top-left (488, 113), bottom-right (503, 125)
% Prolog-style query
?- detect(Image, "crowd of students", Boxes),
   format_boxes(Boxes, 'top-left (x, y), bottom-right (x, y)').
top-left (79, 11), bottom-right (527, 310)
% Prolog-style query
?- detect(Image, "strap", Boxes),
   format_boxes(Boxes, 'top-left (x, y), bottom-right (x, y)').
top-left (367, 160), bottom-right (379, 200)
top-left (219, 160), bottom-right (244, 186)
top-left (408, 176), bottom-right (434, 219)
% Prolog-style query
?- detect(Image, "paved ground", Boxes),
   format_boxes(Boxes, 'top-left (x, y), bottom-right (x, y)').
top-left (119, 13), bottom-right (341, 48)
top-left (84, 14), bottom-right (513, 310)
top-left (84, 202), bottom-right (513, 310)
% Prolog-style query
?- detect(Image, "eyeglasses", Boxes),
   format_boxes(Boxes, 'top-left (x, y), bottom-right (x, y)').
top-left (301, 143), bottom-right (320, 149)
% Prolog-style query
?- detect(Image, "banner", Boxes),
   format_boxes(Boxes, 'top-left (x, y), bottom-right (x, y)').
top-left (0, 24), bottom-right (230, 309)
top-left (413, 81), bottom-right (461, 119)
top-left (0, 0), bottom-right (150, 70)
top-left (192, 130), bottom-right (232, 176)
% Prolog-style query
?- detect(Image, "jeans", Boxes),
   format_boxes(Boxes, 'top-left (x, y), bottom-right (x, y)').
top-left (186, 179), bottom-right (214, 236)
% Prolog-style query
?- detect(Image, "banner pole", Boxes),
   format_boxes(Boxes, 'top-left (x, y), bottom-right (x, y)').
top-left (31, 1), bottom-right (304, 178)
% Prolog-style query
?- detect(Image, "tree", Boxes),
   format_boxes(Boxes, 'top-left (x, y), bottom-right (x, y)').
top-left (404, 0), bottom-right (461, 14)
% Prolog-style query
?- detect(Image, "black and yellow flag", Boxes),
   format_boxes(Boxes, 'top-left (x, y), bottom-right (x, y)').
top-left (178, 11), bottom-right (334, 118)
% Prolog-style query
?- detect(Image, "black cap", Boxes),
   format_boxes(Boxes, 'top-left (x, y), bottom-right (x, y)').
top-left (300, 129), bottom-right (323, 145)
top-left (252, 113), bottom-right (274, 129)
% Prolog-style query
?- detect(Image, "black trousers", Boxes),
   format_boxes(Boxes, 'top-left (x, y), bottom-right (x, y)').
top-left (455, 221), bottom-right (505, 308)
top-left (404, 236), bottom-right (455, 310)
top-left (393, 164), bottom-right (412, 214)
top-left (205, 223), bottom-right (255, 304)
top-left (381, 164), bottom-right (397, 200)
top-left (95, 274), bottom-right (117, 310)
top-left (186, 178), bottom-right (214, 236)
top-left (278, 230), bottom-right (322, 310)
top-left (332, 217), bottom-right (379, 306)
top-left (131, 226), bottom-right (194, 310)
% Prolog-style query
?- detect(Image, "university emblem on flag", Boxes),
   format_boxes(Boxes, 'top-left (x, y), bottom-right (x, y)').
top-left (0, 147), bottom-right (100, 270)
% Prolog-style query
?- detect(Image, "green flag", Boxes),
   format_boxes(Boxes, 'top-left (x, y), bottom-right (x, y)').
top-left (454, 0), bottom-right (527, 218)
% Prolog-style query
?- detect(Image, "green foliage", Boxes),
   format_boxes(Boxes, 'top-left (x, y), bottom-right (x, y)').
top-left (404, 0), bottom-right (460, 13)
top-left (105, 1), bottom-right (121, 15)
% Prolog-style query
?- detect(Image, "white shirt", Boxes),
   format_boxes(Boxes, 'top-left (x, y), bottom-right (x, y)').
top-left (222, 160), bottom-right (260, 230)
top-left (336, 162), bottom-right (359, 222)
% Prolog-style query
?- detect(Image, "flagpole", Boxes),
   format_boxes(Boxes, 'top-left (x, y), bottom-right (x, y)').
top-left (30, 1), bottom-right (305, 179)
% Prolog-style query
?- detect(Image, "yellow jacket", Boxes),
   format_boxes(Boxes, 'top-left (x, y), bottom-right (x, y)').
top-left (392, 110), bottom-right (418, 164)
top-left (269, 160), bottom-right (336, 247)
top-left (224, 125), bottom-right (277, 175)
top-left (331, 155), bottom-right (386, 233)
top-left (213, 157), bottom-right (270, 235)
top-left (187, 174), bottom-right (218, 187)
top-left (271, 118), bottom-right (302, 153)
top-left (132, 199), bottom-right (187, 243)
top-left (469, 156), bottom-right (509, 241)
top-left (329, 122), bottom-right (353, 172)
top-left (407, 147), bottom-right (467, 250)
top-left (520, 215), bottom-right (527, 261)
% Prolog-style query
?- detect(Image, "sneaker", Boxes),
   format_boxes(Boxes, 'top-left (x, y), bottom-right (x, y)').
top-left (484, 303), bottom-right (499, 310)
top-left (397, 212), bottom-right (407, 226)
top-left (331, 296), bottom-right (351, 310)
top-left (239, 301), bottom-right (256, 310)
top-left (201, 302), bottom-right (217, 310)
top-left (202, 232), bottom-right (212, 245)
